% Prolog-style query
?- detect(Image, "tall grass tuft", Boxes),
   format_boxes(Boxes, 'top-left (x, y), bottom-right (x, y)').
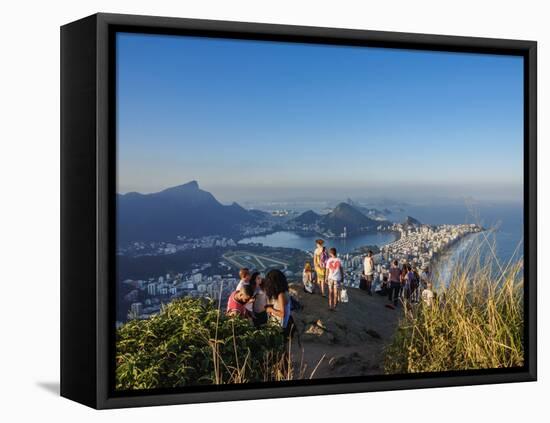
top-left (384, 236), bottom-right (524, 374)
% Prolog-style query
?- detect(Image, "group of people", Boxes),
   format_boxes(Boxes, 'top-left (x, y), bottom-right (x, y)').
top-left (226, 267), bottom-right (294, 336)
top-left (303, 239), bottom-right (346, 311)
top-left (225, 239), bottom-right (436, 338)
top-left (303, 238), bottom-right (436, 310)
top-left (381, 260), bottom-right (435, 308)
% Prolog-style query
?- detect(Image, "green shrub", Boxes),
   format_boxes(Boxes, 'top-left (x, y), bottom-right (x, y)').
top-left (116, 297), bottom-right (286, 390)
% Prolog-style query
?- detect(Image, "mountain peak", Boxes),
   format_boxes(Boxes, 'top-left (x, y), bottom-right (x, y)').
top-left (158, 180), bottom-right (201, 195)
top-left (404, 216), bottom-right (421, 226)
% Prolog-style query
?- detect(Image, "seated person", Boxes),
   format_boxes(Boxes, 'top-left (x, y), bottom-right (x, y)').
top-left (302, 262), bottom-right (316, 294)
top-left (226, 283), bottom-right (255, 318)
top-left (236, 267), bottom-right (251, 291)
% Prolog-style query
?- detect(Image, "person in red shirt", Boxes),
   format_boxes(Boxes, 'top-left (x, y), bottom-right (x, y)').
top-left (226, 283), bottom-right (254, 318)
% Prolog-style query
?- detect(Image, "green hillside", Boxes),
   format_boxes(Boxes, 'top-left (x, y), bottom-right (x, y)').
top-left (116, 297), bottom-right (286, 390)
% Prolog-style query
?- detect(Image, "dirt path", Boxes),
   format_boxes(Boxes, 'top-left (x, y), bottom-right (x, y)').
top-left (288, 283), bottom-right (401, 379)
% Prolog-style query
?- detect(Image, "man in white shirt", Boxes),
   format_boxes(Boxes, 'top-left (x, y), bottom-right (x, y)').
top-left (363, 250), bottom-right (375, 295)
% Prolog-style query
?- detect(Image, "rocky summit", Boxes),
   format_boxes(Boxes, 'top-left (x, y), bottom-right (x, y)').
top-left (288, 283), bottom-right (400, 379)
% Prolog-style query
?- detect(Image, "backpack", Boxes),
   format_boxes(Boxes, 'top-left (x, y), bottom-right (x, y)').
top-left (319, 249), bottom-right (328, 268)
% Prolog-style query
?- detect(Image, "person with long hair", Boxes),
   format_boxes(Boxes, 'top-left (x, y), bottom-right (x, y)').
top-left (245, 271), bottom-right (260, 315)
top-left (313, 239), bottom-right (328, 297)
top-left (263, 269), bottom-right (293, 336)
top-left (251, 272), bottom-right (268, 328)
top-left (302, 262), bottom-right (315, 294)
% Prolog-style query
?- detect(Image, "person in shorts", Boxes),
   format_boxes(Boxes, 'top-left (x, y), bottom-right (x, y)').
top-left (363, 250), bottom-right (375, 295)
top-left (313, 239), bottom-right (328, 297)
top-left (325, 247), bottom-right (344, 311)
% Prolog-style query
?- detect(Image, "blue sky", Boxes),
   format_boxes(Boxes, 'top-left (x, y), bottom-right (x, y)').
top-left (116, 32), bottom-right (524, 203)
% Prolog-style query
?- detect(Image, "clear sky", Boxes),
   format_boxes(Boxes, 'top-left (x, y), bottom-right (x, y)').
top-left (116, 32), bottom-right (524, 204)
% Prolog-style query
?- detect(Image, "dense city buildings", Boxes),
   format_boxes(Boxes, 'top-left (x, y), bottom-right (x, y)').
top-left (119, 219), bottom-right (482, 325)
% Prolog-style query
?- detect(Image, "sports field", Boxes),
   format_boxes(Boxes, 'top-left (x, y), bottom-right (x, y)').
top-left (222, 251), bottom-right (289, 271)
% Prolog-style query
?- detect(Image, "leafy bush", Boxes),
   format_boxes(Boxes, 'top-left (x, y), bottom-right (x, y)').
top-left (384, 245), bottom-right (524, 374)
top-left (116, 297), bottom-right (286, 390)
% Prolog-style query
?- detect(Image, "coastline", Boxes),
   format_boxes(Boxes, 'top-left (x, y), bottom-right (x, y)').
top-left (432, 231), bottom-right (483, 286)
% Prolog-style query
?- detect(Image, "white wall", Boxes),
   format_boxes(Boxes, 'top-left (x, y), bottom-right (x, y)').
top-left (1, 0), bottom-right (546, 421)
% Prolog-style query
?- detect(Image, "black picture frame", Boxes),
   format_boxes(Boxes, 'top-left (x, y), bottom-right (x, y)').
top-left (60, 12), bottom-right (537, 409)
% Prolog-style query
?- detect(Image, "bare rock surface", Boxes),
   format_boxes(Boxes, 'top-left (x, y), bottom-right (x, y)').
top-left (288, 283), bottom-right (400, 379)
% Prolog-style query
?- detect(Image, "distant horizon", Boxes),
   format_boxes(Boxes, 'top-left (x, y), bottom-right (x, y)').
top-left (117, 33), bottom-right (524, 205)
top-left (116, 179), bottom-right (523, 207)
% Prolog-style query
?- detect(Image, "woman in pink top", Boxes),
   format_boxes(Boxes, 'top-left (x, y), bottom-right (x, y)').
top-left (226, 283), bottom-right (254, 319)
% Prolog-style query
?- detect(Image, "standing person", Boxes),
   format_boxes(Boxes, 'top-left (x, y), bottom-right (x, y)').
top-left (302, 262), bottom-right (316, 294)
top-left (325, 248), bottom-right (344, 311)
top-left (410, 264), bottom-right (420, 302)
top-left (226, 283), bottom-right (254, 319)
top-left (251, 272), bottom-right (268, 328)
top-left (245, 271), bottom-right (261, 315)
top-left (420, 265), bottom-right (432, 289)
top-left (313, 239), bottom-right (328, 297)
top-left (421, 282), bottom-right (435, 307)
top-left (236, 268), bottom-right (251, 291)
top-left (405, 264), bottom-right (417, 303)
top-left (388, 260), bottom-right (402, 307)
top-left (363, 250), bottom-right (375, 295)
top-left (400, 263), bottom-right (410, 302)
top-left (263, 269), bottom-right (293, 338)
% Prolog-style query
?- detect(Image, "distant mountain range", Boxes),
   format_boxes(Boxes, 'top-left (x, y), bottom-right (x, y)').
top-left (117, 181), bottom-right (261, 243)
top-left (345, 198), bottom-right (390, 221)
top-left (403, 215), bottom-right (422, 226)
top-left (291, 202), bottom-right (380, 236)
top-left (117, 181), bottom-right (419, 243)
top-left (319, 202), bottom-right (379, 235)
top-left (291, 210), bottom-right (321, 225)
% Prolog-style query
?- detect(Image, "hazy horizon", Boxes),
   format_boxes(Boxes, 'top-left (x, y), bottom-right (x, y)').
top-left (117, 33), bottom-right (524, 205)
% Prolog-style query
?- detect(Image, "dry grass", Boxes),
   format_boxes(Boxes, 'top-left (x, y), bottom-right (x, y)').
top-left (384, 235), bottom-right (524, 374)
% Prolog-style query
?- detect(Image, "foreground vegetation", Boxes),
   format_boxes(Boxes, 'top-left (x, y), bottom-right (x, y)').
top-left (116, 297), bottom-right (288, 390)
top-left (384, 243), bottom-right (524, 374)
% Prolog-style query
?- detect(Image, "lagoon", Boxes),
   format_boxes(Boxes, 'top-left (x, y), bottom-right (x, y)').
top-left (238, 231), bottom-right (397, 254)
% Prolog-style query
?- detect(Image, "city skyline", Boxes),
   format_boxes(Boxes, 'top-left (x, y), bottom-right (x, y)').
top-left (117, 32), bottom-right (524, 203)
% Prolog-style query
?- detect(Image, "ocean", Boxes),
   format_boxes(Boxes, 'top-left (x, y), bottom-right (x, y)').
top-left (238, 230), bottom-right (396, 254)
top-left (239, 202), bottom-right (524, 286)
top-left (391, 202), bottom-right (524, 285)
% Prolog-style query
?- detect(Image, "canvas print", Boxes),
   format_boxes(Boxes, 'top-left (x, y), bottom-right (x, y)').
top-left (114, 33), bottom-right (524, 391)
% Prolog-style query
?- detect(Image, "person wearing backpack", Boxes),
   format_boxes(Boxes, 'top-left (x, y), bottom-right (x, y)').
top-left (313, 239), bottom-right (328, 297)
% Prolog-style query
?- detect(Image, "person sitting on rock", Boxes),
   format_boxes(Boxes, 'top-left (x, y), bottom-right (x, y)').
top-left (263, 269), bottom-right (294, 338)
top-left (226, 283), bottom-right (255, 319)
top-left (302, 262), bottom-right (316, 294)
